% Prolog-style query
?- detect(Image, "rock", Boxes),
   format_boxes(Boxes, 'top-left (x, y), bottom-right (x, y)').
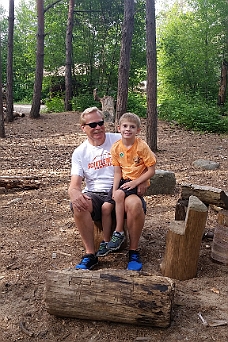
top-left (193, 159), bottom-right (220, 170)
top-left (146, 169), bottom-right (176, 195)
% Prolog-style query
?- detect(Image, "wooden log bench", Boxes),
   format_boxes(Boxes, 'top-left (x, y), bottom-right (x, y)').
top-left (45, 268), bottom-right (175, 328)
top-left (161, 195), bottom-right (208, 280)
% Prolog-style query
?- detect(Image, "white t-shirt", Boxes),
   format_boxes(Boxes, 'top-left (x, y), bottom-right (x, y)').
top-left (71, 132), bottom-right (121, 192)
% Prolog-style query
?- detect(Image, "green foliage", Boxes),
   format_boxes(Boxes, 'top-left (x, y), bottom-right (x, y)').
top-left (158, 93), bottom-right (228, 133)
top-left (71, 94), bottom-right (99, 112)
top-left (127, 92), bottom-right (147, 117)
top-left (45, 96), bottom-right (65, 113)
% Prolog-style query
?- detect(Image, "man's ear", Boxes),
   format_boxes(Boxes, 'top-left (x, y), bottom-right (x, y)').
top-left (117, 125), bottom-right (121, 132)
top-left (137, 127), bottom-right (141, 135)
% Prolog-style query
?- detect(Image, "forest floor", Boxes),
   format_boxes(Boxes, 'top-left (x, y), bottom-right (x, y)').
top-left (0, 111), bottom-right (228, 342)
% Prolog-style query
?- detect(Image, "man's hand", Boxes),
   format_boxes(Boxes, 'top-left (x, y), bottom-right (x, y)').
top-left (71, 189), bottom-right (91, 212)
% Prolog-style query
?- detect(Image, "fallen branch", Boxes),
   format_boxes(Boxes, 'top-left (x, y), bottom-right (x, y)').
top-left (0, 176), bottom-right (41, 190)
top-left (19, 321), bottom-right (34, 337)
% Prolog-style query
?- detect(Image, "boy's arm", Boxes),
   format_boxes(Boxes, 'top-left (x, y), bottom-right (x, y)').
top-left (113, 166), bottom-right (122, 192)
top-left (120, 165), bottom-right (155, 191)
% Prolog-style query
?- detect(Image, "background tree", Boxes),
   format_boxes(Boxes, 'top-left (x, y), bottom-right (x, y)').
top-left (30, 0), bottom-right (45, 118)
top-left (30, 0), bottom-right (63, 119)
top-left (64, 0), bottom-right (74, 111)
top-left (146, 0), bottom-right (157, 151)
top-left (0, 22), bottom-right (6, 138)
top-left (116, 0), bottom-right (135, 120)
top-left (6, 0), bottom-right (14, 123)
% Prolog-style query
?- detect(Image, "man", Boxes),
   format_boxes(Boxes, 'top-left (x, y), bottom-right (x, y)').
top-left (68, 106), bottom-right (149, 271)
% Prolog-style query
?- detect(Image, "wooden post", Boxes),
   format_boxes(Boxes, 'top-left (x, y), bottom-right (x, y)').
top-left (160, 196), bottom-right (208, 280)
top-left (45, 268), bottom-right (175, 328)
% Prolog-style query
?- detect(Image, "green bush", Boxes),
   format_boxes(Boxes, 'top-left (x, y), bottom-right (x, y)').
top-left (127, 92), bottom-right (147, 117)
top-left (72, 94), bottom-right (99, 112)
top-left (45, 96), bottom-right (65, 113)
top-left (158, 94), bottom-right (228, 133)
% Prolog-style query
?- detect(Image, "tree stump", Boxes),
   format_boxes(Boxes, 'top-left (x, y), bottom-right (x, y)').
top-left (211, 209), bottom-right (228, 264)
top-left (160, 196), bottom-right (208, 280)
top-left (45, 268), bottom-right (175, 328)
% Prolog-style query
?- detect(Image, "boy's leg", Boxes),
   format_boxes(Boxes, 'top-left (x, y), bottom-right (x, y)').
top-left (101, 202), bottom-right (114, 241)
top-left (114, 189), bottom-right (126, 233)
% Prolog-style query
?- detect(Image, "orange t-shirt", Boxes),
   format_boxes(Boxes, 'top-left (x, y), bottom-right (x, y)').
top-left (111, 137), bottom-right (156, 182)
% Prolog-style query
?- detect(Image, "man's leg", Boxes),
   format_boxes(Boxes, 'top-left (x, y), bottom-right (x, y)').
top-left (125, 195), bottom-right (145, 250)
top-left (72, 198), bottom-right (99, 270)
top-left (73, 207), bottom-right (95, 255)
top-left (125, 195), bottom-right (145, 271)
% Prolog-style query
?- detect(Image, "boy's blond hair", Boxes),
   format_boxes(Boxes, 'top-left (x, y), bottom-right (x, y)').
top-left (80, 107), bottom-right (104, 125)
top-left (119, 112), bottom-right (141, 128)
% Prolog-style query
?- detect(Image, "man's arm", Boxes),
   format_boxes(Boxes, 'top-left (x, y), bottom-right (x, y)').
top-left (68, 175), bottom-right (91, 212)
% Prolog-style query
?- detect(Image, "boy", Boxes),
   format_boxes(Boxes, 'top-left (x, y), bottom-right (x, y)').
top-left (96, 113), bottom-right (156, 270)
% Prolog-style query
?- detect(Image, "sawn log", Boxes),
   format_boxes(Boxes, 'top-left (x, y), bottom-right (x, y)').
top-left (45, 268), bottom-right (175, 328)
top-left (181, 183), bottom-right (228, 209)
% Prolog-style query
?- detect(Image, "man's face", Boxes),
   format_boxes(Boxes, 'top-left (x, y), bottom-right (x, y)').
top-left (81, 111), bottom-right (106, 146)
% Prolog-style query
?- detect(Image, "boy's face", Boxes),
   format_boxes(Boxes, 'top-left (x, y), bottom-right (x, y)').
top-left (118, 120), bottom-right (140, 139)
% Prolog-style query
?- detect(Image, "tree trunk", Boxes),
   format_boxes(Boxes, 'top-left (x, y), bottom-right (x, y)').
top-left (30, 0), bottom-right (44, 119)
top-left (45, 269), bottom-right (175, 328)
top-left (6, 0), bottom-right (14, 123)
top-left (146, 0), bottom-right (157, 151)
top-left (116, 0), bottom-right (135, 121)
top-left (64, 0), bottom-right (74, 111)
top-left (0, 26), bottom-right (6, 138)
top-left (217, 59), bottom-right (227, 105)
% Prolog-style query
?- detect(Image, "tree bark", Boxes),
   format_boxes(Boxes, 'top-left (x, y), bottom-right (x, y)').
top-left (160, 196), bottom-right (208, 280)
top-left (217, 59), bottom-right (227, 105)
top-left (0, 27), bottom-right (6, 138)
top-left (116, 0), bottom-right (135, 121)
top-left (45, 268), bottom-right (175, 328)
top-left (146, 0), bottom-right (157, 151)
top-left (6, 0), bottom-right (14, 123)
top-left (64, 0), bottom-right (75, 111)
top-left (30, 0), bottom-right (44, 119)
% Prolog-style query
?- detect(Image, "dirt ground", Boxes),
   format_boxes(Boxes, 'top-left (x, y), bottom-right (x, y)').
top-left (0, 111), bottom-right (228, 342)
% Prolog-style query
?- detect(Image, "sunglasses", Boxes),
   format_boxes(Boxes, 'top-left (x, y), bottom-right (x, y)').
top-left (84, 120), bottom-right (104, 128)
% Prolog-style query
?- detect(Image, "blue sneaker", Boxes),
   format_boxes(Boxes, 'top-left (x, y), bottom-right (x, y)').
top-left (75, 254), bottom-right (98, 270)
top-left (107, 231), bottom-right (125, 250)
top-left (127, 250), bottom-right (142, 271)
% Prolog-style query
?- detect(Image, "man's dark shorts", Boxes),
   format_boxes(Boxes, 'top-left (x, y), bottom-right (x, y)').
top-left (70, 189), bottom-right (146, 221)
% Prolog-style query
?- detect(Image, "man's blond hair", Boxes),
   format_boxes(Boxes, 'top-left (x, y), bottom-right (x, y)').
top-left (80, 107), bottom-right (104, 125)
